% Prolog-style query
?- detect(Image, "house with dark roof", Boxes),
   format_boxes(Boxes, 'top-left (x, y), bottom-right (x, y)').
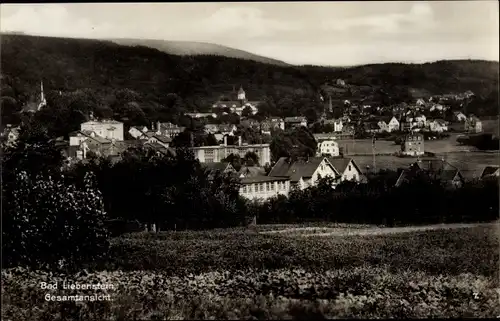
top-left (327, 157), bottom-right (364, 183)
top-left (238, 166), bottom-right (267, 178)
top-left (364, 121), bottom-right (383, 134)
top-left (480, 166), bottom-right (499, 179)
top-left (201, 162), bottom-right (236, 174)
top-left (140, 132), bottom-right (172, 148)
top-left (401, 132), bottom-right (424, 156)
top-left (155, 122), bottom-right (185, 138)
top-left (395, 159), bottom-right (465, 188)
top-left (284, 116), bottom-right (307, 129)
top-left (81, 120), bottom-right (124, 141)
top-left (239, 175), bottom-right (291, 202)
top-left (129, 126), bottom-right (149, 139)
top-left (267, 156), bottom-right (339, 190)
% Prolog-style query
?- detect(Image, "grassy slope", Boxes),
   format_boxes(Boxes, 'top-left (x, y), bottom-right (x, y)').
top-left (3, 225), bottom-right (499, 319)
top-left (109, 38), bottom-right (290, 66)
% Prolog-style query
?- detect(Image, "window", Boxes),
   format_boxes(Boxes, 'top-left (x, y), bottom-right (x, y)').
top-left (271, 183), bottom-right (275, 191)
top-left (205, 158), bottom-right (214, 163)
top-left (353, 174), bottom-right (357, 181)
top-left (248, 184), bottom-right (253, 193)
top-left (259, 183), bottom-right (264, 192)
top-left (348, 165), bottom-right (352, 171)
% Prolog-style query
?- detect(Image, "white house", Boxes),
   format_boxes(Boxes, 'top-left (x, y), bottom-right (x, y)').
top-left (268, 157), bottom-right (339, 190)
top-left (317, 140), bottom-right (340, 157)
top-left (81, 120), bottom-right (124, 141)
top-left (69, 130), bottom-right (98, 146)
top-left (416, 98), bottom-right (426, 106)
top-left (453, 112), bottom-right (467, 122)
top-left (129, 126), bottom-right (148, 139)
top-left (239, 176), bottom-right (290, 202)
top-left (428, 119), bottom-right (448, 132)
top-left (327, 158), bottom-right (363, 183)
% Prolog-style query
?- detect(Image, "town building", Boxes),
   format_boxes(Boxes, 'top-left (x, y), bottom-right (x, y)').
top-left (129, 126), bottom-right (149, 139)
top-left (191, 136), bottom-right (271, 166)
top-left (203, 124), bottom-right (237, 136)
top-left (464, 115), bottom-right (482, 133)
top-left (238, 166), bottom-right (267, 178)
top-left (428, 119), bottom-right (448, 132)
top-left (395, 159), bottom-right (465, 189)
top-left (239, 176), bottom-right (291, 202)
top-left (317, 140), bottom-right (340, 157)
top-left (453, 111), bottom-right (467, 122)
top-left (268, 157), bottom-right (339, 190)
top-left (153, 122), bottom-right (185, 138)
top-left (327, 158), bottom-right (364, 183)
top-left (212, 86), bottom-right (260, 116)
top-left (185, 112), bottom-right (217, 119)
top-left (260, 117), bottom-right (285, 134)
top-left (201, 162), bottom-right (237, 180)
top-left (401, 132), bottom-right (425, 156)
top-left (284, 116), bottom-right (307, 129)
top-left (80, 120), bottom-right (124, 141)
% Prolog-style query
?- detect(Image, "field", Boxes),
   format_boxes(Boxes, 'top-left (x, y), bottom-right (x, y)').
top-left (352, 152), bottom-right (499, 179)
top-left (2, 223), bottom-right (499, 319)
top-left (338, 133), bottom-right (475, 156)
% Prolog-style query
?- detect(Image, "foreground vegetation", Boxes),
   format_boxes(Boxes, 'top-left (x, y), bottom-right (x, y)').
top-left (2, 225), bottom-right (499, 320)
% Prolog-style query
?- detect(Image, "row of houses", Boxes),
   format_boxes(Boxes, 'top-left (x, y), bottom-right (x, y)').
top-left (205, 155), bottom-right (499, 203)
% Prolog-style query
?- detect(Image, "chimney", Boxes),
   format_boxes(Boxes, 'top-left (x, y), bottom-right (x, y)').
top-left (157, 121), bottom-right (161, 134)
top-left (151, 122), bottom-right (154, 131)
top-left (238, 136), bottom-right (242, 146)
top-left (224, 135), bottom-right (228, 146)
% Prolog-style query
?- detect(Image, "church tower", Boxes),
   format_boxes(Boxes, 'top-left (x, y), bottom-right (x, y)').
top-left (38, 81), bottom-right (47, 110)
top-left (237, 85), bottom-right (246, 102)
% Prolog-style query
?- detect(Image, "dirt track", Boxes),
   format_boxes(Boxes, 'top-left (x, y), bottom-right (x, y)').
top-left (260, 222), bottom-right (496, 238)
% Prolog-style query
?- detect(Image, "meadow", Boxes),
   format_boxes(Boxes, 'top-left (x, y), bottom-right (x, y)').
top-left (338, 133), bottom-right (474, 156)
top-left (353, 152), bottom-right (498, 179)
top-left (2, 223), bottom-right (499, 320)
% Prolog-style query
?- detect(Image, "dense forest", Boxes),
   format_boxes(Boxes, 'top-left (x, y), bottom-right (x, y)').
top-left (1, 34), bottom-right (499, 135)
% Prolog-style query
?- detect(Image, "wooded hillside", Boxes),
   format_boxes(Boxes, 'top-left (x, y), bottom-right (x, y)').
top-left (1, 34), bottom-right (498, 132)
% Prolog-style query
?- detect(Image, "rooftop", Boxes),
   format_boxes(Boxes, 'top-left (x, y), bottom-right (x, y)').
top-left (268, 157), bottom-right (327, 182)
top-left (240, 175), bottom-right (289, 184)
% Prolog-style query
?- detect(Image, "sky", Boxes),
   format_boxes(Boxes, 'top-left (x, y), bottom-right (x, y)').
top-left (1, 1), bottom-right (498, 66)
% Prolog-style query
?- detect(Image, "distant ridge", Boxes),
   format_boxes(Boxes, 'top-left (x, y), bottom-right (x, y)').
top-left (109, 38), bottom-right (291, 66)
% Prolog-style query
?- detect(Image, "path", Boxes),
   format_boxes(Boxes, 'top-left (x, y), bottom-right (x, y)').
top-left (260, 222), bottom-right (495, 238)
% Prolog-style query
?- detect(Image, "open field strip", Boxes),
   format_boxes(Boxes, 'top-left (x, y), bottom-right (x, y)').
top-left (3, 224), bottom-right (499, 319)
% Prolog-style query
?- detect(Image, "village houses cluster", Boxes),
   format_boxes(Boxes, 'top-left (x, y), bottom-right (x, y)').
top-left (3, 82), bottom-right (496, 203)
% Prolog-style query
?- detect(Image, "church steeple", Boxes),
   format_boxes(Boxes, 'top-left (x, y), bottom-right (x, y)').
top-left (38, 81), bottom-right (47, 110)
top-left (237, 85), bottom-right (246, 101)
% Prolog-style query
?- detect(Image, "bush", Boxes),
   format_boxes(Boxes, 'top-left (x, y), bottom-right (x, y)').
top-left (2, 171), bottom-right (109, 272)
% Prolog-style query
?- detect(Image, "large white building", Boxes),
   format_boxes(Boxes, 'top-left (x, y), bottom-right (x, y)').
top-left (316, 140), bottom-right (340, 157)
top-left (191, 136), bottom-right (271, 166)
top-left (80, 120), bottom-right (124, 141)
top-left (239, 176), bottom-right (290, 202)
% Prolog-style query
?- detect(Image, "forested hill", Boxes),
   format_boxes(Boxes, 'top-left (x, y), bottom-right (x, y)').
top-left (1, 34), bottom-right (499, 132)
top-left (109, 38), bottom-right (290, 66)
